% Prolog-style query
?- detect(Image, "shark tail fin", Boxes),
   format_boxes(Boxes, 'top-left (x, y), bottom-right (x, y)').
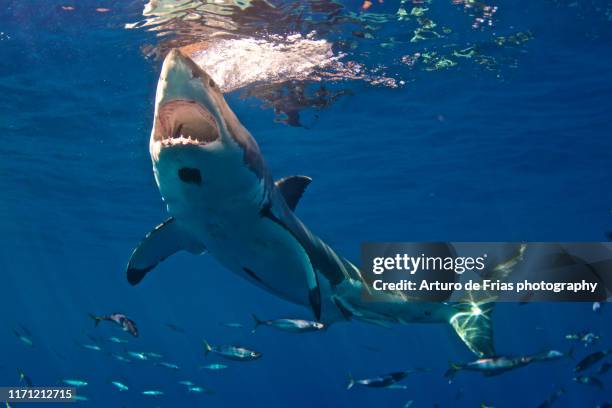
top-left (444, 362), bottom-right (462, 381)
top-left (347, 373), bottom-right (355, 390)
top-left (88, 314), bottom-right (101, 327)
top-left (449, 302), bottom-right (495, 358)
top-left (203, 340), bottom-right (212, 356)
top-left (251, 314), bottom-right (263, 332)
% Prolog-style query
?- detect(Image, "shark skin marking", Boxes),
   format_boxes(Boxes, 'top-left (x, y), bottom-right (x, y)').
top-left (178, 167), bottom-right (202, 185)
top-left (242, 267), bottom-right (263, 283)
top-left (127, 49), bottom-right (496, 357)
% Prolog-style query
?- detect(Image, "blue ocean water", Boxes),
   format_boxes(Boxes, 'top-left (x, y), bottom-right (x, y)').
top-left (0, 1), bottom-right (611, 407)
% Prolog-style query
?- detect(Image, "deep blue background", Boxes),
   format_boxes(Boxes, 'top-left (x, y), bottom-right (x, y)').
top-left (0, 1), bottom-right (611, 407)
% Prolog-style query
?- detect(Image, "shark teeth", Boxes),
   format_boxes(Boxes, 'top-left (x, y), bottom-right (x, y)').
top-left (150, 134), bottom-right (213, 162)
top-left (160, 134), bottom-right (203, 146)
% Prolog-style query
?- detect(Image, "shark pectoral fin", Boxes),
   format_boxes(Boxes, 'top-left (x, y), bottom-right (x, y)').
top-left (127, 217), bottom-right (206, 285)
top-left (306, 267), bottom-right (322, 321)
top-left (275, 175), bottom-right (312, 211)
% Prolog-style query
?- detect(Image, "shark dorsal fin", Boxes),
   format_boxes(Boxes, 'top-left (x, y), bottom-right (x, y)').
top-left (275, 175), bottom-right (312, 211)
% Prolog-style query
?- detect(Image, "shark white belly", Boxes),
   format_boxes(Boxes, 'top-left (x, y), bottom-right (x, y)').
top-left (193, 199), bottom-right (316, 307)
top-left (126, 49), bottom-right (496, 357)
top-left (154, 142), bottom-right (314, 307)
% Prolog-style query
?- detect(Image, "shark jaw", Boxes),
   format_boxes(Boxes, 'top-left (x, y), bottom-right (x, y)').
top-left (149, 49), bottom-right (229, 163)
top-left (153, 99), bottom-right (219, 148)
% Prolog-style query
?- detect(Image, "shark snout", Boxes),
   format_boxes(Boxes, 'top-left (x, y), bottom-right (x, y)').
top-left (157, 49), bottom-right (221, 114)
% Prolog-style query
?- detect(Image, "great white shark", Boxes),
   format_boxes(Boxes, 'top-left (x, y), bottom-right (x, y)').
top-left (127, 49), bottom-right (495, 357)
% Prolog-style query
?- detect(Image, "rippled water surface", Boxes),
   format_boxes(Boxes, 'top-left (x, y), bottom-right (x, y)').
top-left (0, 1), bottom-right (611, 407)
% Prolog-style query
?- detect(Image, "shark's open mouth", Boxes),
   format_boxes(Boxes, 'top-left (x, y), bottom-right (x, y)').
top-left (154, 99), bottom-right (219, 146)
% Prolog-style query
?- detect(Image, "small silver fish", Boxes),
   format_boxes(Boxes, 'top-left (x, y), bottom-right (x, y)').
top-left (127, 351), bottom-right (148, 361)
top-left (62, 379), bottom-right (88, 387)
top-left (200, 363), bottom-right (228, 371)
top-left (252, 315), bottom-right (326, 333)
top-left (203, 340), bottom-right (261, 361)
top-left (108, 337), bottom-right (129, 344)
top-left (565, 332), bottom-right (600, 346)
top-left (582, 333), bottom-right (601, 345)
top-left (110, 381), bottom-right (128, 391)
top-left (13, 329), bottom-right (33, 347)
top-left (76, 341), bottom-right (101, 352)
top-left (347, 370), bottom-right (427, 389)
top-left (110, 353), bottom-right (131, 363)
top-left (89, 313), bottom-right (138, 337)
top-left (156, 362), bottom-right (180, 370)
top-left (573, 375), bottom-right (604, 390)
top-left (178, 381), bottom-right (195, 386)
top-left (531, 349), bottom-right (573, 362)
top-left (188, 386), bottom-right (212, 394)
top-left (219, 322), bottom-right (244, 329)
top-left (17, 369), bottom-right (32, 387)
top-left (142, 390), bottom-right (164, 396)
top-left (446, 356), bottom-right (531, 380)
top-left (575, 350), bottom-right (611, 372)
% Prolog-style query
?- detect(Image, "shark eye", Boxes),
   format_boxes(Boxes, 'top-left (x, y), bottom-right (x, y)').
top-left (208, 78), bottom-right (216, 88)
